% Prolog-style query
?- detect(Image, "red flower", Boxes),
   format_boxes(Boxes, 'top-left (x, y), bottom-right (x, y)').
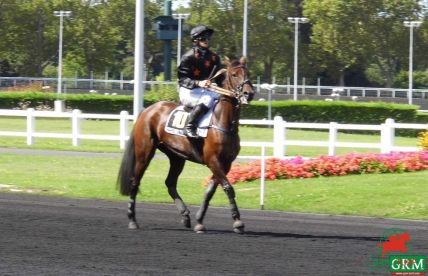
top-left (208, 151), bottom-right (428, 185)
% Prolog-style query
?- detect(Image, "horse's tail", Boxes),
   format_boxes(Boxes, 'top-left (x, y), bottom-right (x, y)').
top-left (117, 130), bottom-right (136, 196)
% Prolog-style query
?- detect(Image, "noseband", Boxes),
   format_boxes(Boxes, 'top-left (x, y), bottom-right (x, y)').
top-left (226, 66), bottom-right (253, 102)
top-left (209, 65), bottom-right (253, 134)
top-left (208, 65), bottom-right (253, 103)
top-left (235, 78), bottom-right (252, 93)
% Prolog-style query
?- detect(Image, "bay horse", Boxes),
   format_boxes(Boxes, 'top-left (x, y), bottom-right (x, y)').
top-left (117, 57), bottom-right (254, 233)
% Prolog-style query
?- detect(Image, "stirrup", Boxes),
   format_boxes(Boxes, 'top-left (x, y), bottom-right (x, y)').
top-left (184, 125), bottom-right (199, 138)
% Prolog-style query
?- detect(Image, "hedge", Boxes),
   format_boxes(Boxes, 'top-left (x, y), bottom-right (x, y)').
top-left (241, 100), bottom-right (420, 124)
top-left (0, 92), bottom-right (159, 114)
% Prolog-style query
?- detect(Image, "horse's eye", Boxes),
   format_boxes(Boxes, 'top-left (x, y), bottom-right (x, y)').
top-left (232, 74), bottom-right (237, 78)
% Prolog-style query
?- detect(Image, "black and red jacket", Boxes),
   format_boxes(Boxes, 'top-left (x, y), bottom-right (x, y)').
top-left (177, 47), bottom-right (223, 89)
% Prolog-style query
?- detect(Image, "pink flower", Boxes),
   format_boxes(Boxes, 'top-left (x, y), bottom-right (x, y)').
top-left (216, 151), bottom-right (428, 185)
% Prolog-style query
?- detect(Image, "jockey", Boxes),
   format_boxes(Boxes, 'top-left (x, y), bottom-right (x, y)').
top-left (177, 25), bottom-right (223, 138)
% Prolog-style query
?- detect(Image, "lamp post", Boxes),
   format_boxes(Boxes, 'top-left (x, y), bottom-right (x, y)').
top-left (261, 83), bottom-right (277, 121)
top-left (242, 0), bottom-right (248, 57)
top-left (403, 20), bottom-right (422, 105)
top-left (133, 0), bottom-right (145, 118)
top-left (172, 13), bottom-right (190, 67)
top-left (53, 10), bottom-right (71, 112)
top-left (288, 17), bottom-right (308, 101)
top-left (54, 11), bottom-right (72, 96)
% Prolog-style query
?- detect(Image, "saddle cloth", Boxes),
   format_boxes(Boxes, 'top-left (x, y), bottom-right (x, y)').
top-left (165, 105), bottom-right (214, 138)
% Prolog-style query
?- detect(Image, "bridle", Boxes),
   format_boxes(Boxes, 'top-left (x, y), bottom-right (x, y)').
top-left (209, 65), bottom-right (254, 104)
top-left (208, 65), bottom-right (254, 134)
top-left (234, 78), bottom-right (253, 104)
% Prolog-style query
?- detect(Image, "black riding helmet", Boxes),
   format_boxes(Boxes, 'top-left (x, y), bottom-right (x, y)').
top-left (190, 25), bottom-right (214, 41)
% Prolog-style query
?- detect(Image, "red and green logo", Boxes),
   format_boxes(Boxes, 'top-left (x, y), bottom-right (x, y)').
top-left (369, 228), bottom-right (427, 275)
top-left (389, 255), bottom-right (426, 275)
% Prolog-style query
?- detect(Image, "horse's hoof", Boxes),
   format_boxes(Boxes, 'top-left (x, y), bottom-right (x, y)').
top-left (233, 220), bottom-right (245, 234)
top-left (128, 221), bottom-right (140, 230)
top-left (194, 223), bottom-right (206, 233)
top-left (181, 215), bottom-right (191, 228)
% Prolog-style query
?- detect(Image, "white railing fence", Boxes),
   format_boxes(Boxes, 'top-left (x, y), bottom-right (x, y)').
top-left (0, 108), bottom-right (427, 156)
top-left (0, 109), bottom-right (134, 150)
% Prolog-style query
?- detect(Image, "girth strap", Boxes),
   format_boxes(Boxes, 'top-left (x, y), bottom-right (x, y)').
top-left (209, 124), bottom-right (230, 133)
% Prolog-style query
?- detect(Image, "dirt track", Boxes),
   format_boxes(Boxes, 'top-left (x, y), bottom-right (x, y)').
top-left (0, 193), bottom-right (427, 275)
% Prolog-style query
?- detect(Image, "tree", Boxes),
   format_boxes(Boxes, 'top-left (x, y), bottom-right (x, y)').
top-left (0, 0), bottom-right (165, 79)
top-left (0, 0), bottom-right (58, 76)
top-left (89, 0), bottom-right (164, 79)
top-left (187, 0), bottom-right (296, 83)
top-left (304, 0), bottom-right (421, 87)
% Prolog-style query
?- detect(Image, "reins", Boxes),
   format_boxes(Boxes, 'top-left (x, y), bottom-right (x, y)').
top-left (207, 68), bottom-right (235, 97)
top-left (207, 67), bottom-right (249, 99)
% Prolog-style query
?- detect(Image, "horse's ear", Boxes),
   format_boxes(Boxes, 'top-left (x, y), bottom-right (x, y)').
top-left (223, 56), bottom-right (231, 66)
top-left (240, 56), bottom-right (247, 66)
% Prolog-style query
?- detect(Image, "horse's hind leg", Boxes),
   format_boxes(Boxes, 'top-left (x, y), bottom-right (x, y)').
top-left (127, 178), bottom-right (140, 229)
top-left (128, 141), bottom-right (156, 229)
top-left (165, 155), bottom-right (191, 228)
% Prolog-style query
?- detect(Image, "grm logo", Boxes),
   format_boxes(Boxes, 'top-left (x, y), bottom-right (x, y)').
top-left (389, 255), bottom-right (426, 275)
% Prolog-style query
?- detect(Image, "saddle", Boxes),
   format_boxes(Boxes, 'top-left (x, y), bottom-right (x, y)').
top-left (165, 105), bottom-right (214, 138)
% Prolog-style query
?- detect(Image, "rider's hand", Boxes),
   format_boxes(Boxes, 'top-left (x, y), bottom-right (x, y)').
top-left (197, 79), bottom-right (211, 88)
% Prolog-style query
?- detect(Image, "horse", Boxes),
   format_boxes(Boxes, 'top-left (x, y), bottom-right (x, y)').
top-left (117, 57), bottom-right (254, 233)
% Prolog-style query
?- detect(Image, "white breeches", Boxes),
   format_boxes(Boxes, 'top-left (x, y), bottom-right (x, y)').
top-left (179, 87), bottom-right (220, 109)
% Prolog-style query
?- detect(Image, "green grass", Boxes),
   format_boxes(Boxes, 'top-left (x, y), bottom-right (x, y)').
top-left (0, 116), bottom-right (426, 220)
top-left (0, 152), bottom-right (427, 220)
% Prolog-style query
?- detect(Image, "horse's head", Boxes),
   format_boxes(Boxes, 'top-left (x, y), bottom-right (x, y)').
top-left (223, 56), bottom-right (254, 104)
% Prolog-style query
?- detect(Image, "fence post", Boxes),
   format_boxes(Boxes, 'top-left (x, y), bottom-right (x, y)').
top-left (120, 110), bottom-right (129, 149)
top-left (328, 122), bottom-right (338, 156)
top-left (72, 109), bottom-right (81, 146)
top-left (317, 78), bottom-right (321, 96)
top-left (302, 77), bottom-right (306, 95)
top-left (26, 108), bottom-right (35, 145)
top-left (120, 72), bottom-right (124, 90)
top-left (105, 71), bottom-right (109, 89)
top-left (381, 118), bottom-right (395, 153)
top-left (90, 71), bottom-right (94, 90)
top-left (273, 116), bottom-right (284, 158)
top-left (256, 76), bottom-right (260, 94)
top-left (260, 145), bottom-right (266, 210)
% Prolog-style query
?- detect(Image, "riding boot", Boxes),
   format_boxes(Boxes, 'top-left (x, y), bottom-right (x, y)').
top-left (184, 104), bottom-right (209, 138)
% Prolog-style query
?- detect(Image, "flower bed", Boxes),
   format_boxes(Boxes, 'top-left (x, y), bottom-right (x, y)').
top-left (225, 151), bottom-right (428, 184)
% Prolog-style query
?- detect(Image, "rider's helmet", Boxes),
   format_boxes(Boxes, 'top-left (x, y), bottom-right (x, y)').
top-left (190, 25), bottom-right (214, 42)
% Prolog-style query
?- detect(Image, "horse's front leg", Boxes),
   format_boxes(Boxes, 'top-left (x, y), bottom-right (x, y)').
top-left (194, 179), bottom-right (218, 233)
top-left (221, 179), bottom-right (245, 234)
